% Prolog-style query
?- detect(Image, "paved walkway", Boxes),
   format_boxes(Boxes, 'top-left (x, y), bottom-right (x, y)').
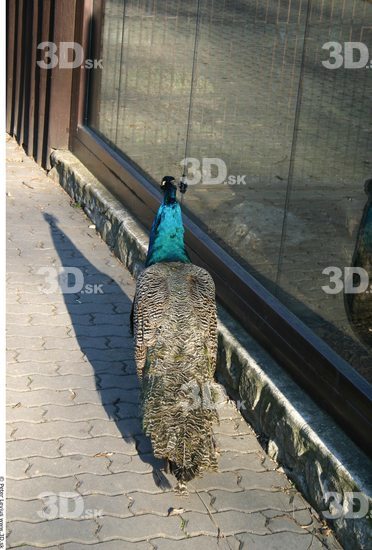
top-left (6, 137), bottom-right (342, 549)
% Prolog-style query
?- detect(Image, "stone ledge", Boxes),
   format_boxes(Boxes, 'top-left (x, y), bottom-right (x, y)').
top-left (49, 149), bottom-right (371, 550)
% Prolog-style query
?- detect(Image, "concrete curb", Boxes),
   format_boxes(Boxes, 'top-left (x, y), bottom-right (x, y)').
top-left (49, 149), bottom-right (371, 549)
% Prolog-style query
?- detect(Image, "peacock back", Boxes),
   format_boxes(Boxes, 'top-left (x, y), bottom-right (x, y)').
top-left (133, 261), bottom-right (219, 483)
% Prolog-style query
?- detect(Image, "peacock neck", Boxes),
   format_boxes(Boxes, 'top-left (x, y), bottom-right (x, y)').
top-left (145, 190), bottom-right (190, 267)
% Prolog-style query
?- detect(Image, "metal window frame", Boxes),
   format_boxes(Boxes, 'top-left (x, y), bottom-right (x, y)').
top-left (69, 0), bottom-right (372, 456)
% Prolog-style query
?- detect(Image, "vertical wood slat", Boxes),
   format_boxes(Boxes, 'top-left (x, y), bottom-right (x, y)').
top-left (47, 0), bottom-right (77, 166)
top-left (12, 0), bottom-right (24, 139)
top-left (26, 0), bottom-right (40, 158)
top-left (19, 0), bottom-right (34, 150)
top-left (87, 0), bottom-right (104, 129)
top-left (69, 0), bottom-right (94, 144)
top-left (35, 0), bottom-right (53, 166)
top-left (6, 0), bottom-right (17, 134)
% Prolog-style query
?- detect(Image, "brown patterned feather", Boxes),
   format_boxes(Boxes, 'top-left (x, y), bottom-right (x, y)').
top-left (133, 261), bottom-right (219, 484)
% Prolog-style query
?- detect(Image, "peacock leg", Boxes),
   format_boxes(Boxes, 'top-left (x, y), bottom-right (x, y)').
top-left (175, 480), bottom-right (188, 495)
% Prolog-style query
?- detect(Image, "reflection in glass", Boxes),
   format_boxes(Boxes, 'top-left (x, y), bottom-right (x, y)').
top-left (346, 180), bottom-right (372, 348)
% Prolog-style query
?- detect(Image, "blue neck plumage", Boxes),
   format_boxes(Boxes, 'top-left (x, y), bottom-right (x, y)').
top-left (145, 185), bottom-right (191, 267)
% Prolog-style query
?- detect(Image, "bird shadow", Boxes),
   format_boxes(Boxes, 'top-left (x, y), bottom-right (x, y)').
top-left (43, 212), bottom-right (171, 490)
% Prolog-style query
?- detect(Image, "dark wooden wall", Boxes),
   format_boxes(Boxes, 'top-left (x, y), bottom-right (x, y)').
top-left (6, 0), bottom-right (77, 168)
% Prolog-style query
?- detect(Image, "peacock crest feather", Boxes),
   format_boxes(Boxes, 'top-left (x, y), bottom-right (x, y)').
top-left (133, 176), bottom-right (219, 491)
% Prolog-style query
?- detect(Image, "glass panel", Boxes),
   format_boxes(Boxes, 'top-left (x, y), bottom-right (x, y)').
top-left (88, 0), bottom-right (372, 383)
top-left (276, 1), bottom-right (372, 380)
top-left (90, 0), bottom-right (199, 179)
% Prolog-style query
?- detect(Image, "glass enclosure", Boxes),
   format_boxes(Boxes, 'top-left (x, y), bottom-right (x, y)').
top-left (88, 0), bottom-right (372, 382)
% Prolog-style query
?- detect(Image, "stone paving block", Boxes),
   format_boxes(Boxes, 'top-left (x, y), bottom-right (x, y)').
top-left (265, 514), bottom-right (307, 534)
top-left (208, 489), bottom-right (306, 514)
top-left (107, 336), bottom-right (135, 349)
top-left (6, 376), bottom-right (32, 391)
top-left (213, 417), bottom-right (253, 436)
top-left (109, 452), bottom-right (162, 474)
top-left (91, 314), bottom-right (130, 326)
top-left (55, 361), bottom-right (96, 376)
top-left (7, 272), bottom-right (35, 284)
top-left (7, 350), bottom-right (19, 364)
top-left (30, 313), bottom-right (91, 326)
top-left (60, 436), bottom-right (138, 457)
top-left (7, 475), bottom-right (78, 500)
top-left (150, 536), bottom-right (234, 550)
top-left (71, 324), bottom-right (131, 337)
top-left (7, 362), bottom-right (59, 376)
top-left (97, 514), bottom-right (183, 541)
top-left (90, 417), bottom-right (142, 438)
top-left (7, 519), bottom-right (99, 547)
top-left (57, 303), bottom-right (115, 315)
top-left (216, 403), bottom-right (243, 420)
top-left (235, 530), bottom-right (328, 549)
top-left (177, 511), bottom-right (221, 537)
top-left (209, 510), bottom-right (268, 536)
top-left (6, 324), bottom-right (70, 339)
top-left (78, 493), bottom-right (132, 518)
top-left (6, 423), bottom-right (16, 440)
top-left (57, 359), bottom-right (129, 376)
top-left (80, 349), bottom-right (135, 362)
top-left (16, 349), bottom-right (86, 363)
top-left (18, 293), bottom-right (66, 305)
top-left (237, 469), bottom-right (292, 491)
top-left (191, 471), bottom-right (241, 492)
top-left (43, 337), bottom-right (83, 351)
top-left (76, 336), bottom-right (111, 350)
top-left (7, 498), bottom-right (47, 523)
top-left (218, 452), bottom-right (269, 472)
top-left (11, 420), bottom-right (91, 441)
top-left (77, 472), bottom-right (162, 495)
top-left (7, 389), bottom-right (75, 407)
top-left (69, 388), bottom-right (102, 405)
top-left (97, 374), bottom-right (139, 389)
top-left (6, 458), bottom-right (29, 479)
top-left (6, 336), bottom-right (44, 350)
top-left (8, 303), bottom-right (57, 315)
top-left (31, 374), bottom-right (98, 391)
top-left (73, 387), bottom-right (140, 406)
top-left (7, 313), bottom-right (33, 325)
top-left (6, 404), bottom-right (46, 423)
top-left (44, 403), bottom-right (115, 422)
top-left (215, 434), bottom-right (263, 454)
top-left (62, 542), bottom-right (152, 550)
top-left (7, 439), bottom-right (60, 460)
top-left (291, 507), bottom-right (316, 526)
top-left (28, 455), bottom-right (111, 477)
top-left (129, 490), bottom-right (211, 515)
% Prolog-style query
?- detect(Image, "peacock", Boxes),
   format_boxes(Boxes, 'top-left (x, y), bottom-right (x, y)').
top-left (132, 176), bottom-right (219, 492)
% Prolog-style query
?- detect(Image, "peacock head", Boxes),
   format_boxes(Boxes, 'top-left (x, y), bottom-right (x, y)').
top-left (160, 176), bottom-right (177, 204)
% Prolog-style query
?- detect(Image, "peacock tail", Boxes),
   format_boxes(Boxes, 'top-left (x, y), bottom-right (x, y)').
top-left (133, 260), bottom-right (219, 483)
